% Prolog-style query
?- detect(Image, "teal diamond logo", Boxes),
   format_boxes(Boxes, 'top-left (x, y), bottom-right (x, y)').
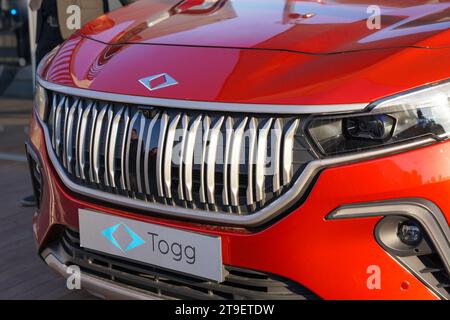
top-left (101, 223), bottom-right (145, 253)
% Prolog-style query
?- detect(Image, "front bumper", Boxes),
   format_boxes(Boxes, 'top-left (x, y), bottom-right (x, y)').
top-left (43, 253), bottom-right (162, 300)
top-left (29, 110), bottom-right (450, 300)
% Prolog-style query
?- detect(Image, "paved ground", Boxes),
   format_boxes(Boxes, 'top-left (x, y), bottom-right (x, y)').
top-left (0, 98), bottom-right (95, 300)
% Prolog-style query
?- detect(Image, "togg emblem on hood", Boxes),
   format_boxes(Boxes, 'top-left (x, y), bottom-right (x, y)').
top-left (139, 73), bottom-right (178, 91)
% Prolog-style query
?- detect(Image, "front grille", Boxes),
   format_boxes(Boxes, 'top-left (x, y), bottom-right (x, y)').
top-left (45, 92), bottom-right (316, 216)
top-left (59, 229), bottom-right (318, 300)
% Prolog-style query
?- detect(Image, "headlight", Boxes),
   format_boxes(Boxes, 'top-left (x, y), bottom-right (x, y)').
top-left (307, 81), bottom-right (450, 156)
top-left (34, 84), bottom-right (48, 121)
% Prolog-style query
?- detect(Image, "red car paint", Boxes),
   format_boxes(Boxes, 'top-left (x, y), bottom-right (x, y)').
top-left (30, 0), bottom-right (450, 299)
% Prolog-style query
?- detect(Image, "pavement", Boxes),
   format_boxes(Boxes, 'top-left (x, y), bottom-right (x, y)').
top-left (0, 97), bottom-right (95, 300)
top-left (0, 65), bottom-right (33, 99)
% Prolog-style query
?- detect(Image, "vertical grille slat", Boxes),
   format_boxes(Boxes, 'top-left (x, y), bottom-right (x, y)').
top-left (156, 113), bottom-right (169, 198)
top-left (143, 112), bottom-right (160, 197)
top-left (222, 117), bottom-right (234, 207)
top-left (125, 112), bottom-right (140, 191)
top-left (205, 116), bottom-right (223, 205)
top-left (51, 95), bottom-right (58, 148)
top-left (283, 119), bottom-right (300, 185)
top-left (45, 93), bottom-right (313, 217)
top-left (54, 96), bottom-right (65, 159)
top-left (102, 105), bottom-right (114, 187)
top-left (92, 104), bottom-right (108, 184)
top-left (246, 117), bottom-right (257, 206)
top-left (183, 115), bottom-right (202, 203)
top-left (65, 99), bottom-right (78, 173)
top-left (135, 113), bottom-right (146, 194)
top-left (199, 116), bottom-right (211, 204)
top-left (230, 117), bottom-right (248, 207)
top-left (177, 115), bottom-right (189, 201)
top-left (255, 118), bottom-right (273, 204)
top-left (61, 98), bottom-right (70, 169)
top-left (108, 107), bottom-right (124, 189)
top-left (78, 102), bottom-right (92, 180)
top-left (74, 100), bottom-right (83, 178)
top-left (272, 119), bottom-right (282, 193)
top-left (163, 114), bottom-right (181, 198)
top-left (88, 103), bottom-right (99, 183)
top-left (120, 108), bottom-right (130, 190)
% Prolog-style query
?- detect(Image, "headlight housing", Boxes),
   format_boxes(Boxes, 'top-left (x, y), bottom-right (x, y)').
top-left (307, 81), bottom-right (450, 156)
top-left (34, 84), bottom-right (48, 121)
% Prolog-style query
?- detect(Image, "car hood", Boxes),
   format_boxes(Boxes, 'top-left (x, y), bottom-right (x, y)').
top-left (78, 0), bottom-right (450, 54)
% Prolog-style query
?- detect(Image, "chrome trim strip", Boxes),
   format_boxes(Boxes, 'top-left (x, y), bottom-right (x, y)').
top-left (327, 198), bottom-right (450, 299)
top-left (37, 120), bottom-right (438, 227)
top-left (54, 96), bottom-right (64, 158)
top-left (206, 116), bottom-right (224, 204)
top-left (78, 102), bottom-right (92, 180)
top-left (74, 100), bottom-right (83, 178)
top-left (163, 113), bottom-right (181, 198)
top-left (222, 117), bottom-right (233, 206)
top-left (177, 115), bottom-right (189, 201)
top-left (199, 116), bottom-right (211, 204)
top-left (135, 112), bottom-right (146, 193)
top-left (283, 119), bottom-right (300, 185)
top-left (230, 117), bottom-right (248, 207)
top-left (255, 118), bottom-right (273, 203)
top-left (92, 104), bottom-right (108, 184)
top-left (108, 107), bottom-right (124, 188)
top-left (51, 94), bottom-right (57, 148)
top-left (125, 112), bottom-right (140, 190)
top-left (143, 112), bottom-right (160, 196)
top-left (61, 98), bottom-right (70, 168)
top-left (246, 117), bottom-right (257, 206)
top-left (272, 119), bottom-right (282, 193)
top-left (65, 99), bottom-right (77, 174)
top-left (156, 113), bottom-right (169, 197)
top-left (38, 77), bottom-right (369, 115)
top-left (103, 105), bottom-right (114, 187)
top-left (183, 115), bottom-right (202, 202)
top-left (120, 109), bottom-right (130, 190)
top-left (88, 103), bottom-right (99, 183)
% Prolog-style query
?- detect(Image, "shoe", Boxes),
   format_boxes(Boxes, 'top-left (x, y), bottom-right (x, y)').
top-left (21, 195), bottom-right (37, 207)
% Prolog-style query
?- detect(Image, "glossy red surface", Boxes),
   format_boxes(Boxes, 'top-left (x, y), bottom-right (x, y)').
top-left (41, 35), bottom-right (450, 106)
top-left (32, 0), bottom-right (450, 299)
top-left (39, 0), bottom-right (450, 106)
top-left (79, 0), bottom-right (450, 53)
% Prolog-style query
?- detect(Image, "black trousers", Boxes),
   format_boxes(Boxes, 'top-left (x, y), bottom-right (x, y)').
top-left (35, 19), bottom-right (63, 64)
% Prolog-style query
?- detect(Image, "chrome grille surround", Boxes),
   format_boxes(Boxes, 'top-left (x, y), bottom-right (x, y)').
top-left (37, 78), bottom-right (437, 226)
top-left (44, 91), bottom-right (316, 216)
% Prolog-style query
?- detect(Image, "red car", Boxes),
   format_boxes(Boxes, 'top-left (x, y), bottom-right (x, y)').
top-left (27, 0), bottom-right (450, 300)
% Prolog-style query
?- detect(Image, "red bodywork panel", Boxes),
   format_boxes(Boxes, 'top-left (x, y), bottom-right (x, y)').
top-left (79, 0), bottom-right (450, 53)
top-left (40, 36), bottom-right (450, 106)
top-left (31, 109), bottom-right (450, 300)
top-left (39, 0), bottom-right (450, 106)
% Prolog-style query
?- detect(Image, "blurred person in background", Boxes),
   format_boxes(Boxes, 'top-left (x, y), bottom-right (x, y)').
top-left (0, 0), bottom-right (30, 66)
top-left (21, 0), bottom-right (134, 207)
top-left (32, 0), bottom-right (103, 63)
top-left (30, 0), bottom-right (135, 63)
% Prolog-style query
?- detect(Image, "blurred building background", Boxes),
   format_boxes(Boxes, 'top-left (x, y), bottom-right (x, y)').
top-left (0, 0), bottom-right (32, 99)
top-left (0, 0), bottom-right (132, 300)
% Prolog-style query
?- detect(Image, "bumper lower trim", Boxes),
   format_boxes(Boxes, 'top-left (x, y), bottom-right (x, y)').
top-left (43, 253), bottom-right (163, 300)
